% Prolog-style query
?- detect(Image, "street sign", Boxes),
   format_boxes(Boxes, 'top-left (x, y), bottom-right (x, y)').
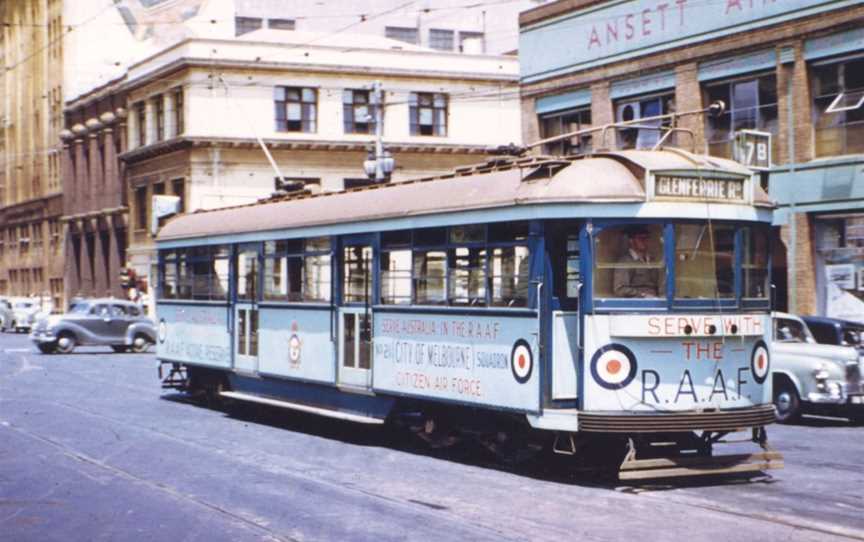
top-left (732, 130), bottom-right (771, 170)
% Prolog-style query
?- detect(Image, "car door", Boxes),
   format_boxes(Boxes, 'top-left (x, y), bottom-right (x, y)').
top-left (82, 303), bottom-right (112, 344)
top-left (109, 304), bottom-right (131, 342)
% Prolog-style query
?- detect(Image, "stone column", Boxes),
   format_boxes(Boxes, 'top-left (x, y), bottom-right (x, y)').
top-left (63, 222), bottom-right (80, 304)
top-left (674, 63), bottom-right (705, 152)
top-left (591, 81), bottom-right (615, 150)
top-left (86, 118), bottom-right (104, 212)
top-left (101, 111), bottom-right (118, 210)
top-left (92, 219), bottom-right (108, 296)
top-left (145, 99), bottom-right (156, 146)
top-left (59, 132), bottom-right (75, 216)
top-left (72, 124), bottom-right (87, 216)
top-left (108, 215), bottom-right (125, 299)
top-left (164, 92), bottom-right (176, 139)
top-left (776, 41), bottom-right (813, 165)
top-left (78, 222), bottom-right (95, 296)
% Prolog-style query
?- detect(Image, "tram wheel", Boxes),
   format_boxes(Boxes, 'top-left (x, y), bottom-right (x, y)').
top-left (773, 377), bottom-right (801, 424)
top-left (56, 332), bottom-right (76, 354)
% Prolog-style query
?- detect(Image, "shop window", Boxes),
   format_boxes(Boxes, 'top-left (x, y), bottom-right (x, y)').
top-left (410, 92), bottom-right (447, 136)
top-left (135, 186), bottom-right (147, 230)
top-left (275, 87), bottom-right (317, 133)
top-left (812, 57), bottom-right (864, 157)
top-left (705, 74), bottom-right (778, 159)
top-left (614, 93), bottom-right (674, 149)
top-left (135, 101), bottom-right (146, 147)
top-left (385, 26), bottom-right (419, 45)
top-left (539, 106), bottom-right (592, 155)
top-left (343, 89), bottom-right (378, 134)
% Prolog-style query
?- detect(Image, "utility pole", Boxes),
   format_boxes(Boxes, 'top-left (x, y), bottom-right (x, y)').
top-left (364, 80), bottom-right (394, 182)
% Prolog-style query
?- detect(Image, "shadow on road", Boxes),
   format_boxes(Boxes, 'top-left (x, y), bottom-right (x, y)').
top-left (159, 392), bottom-right (785, 491)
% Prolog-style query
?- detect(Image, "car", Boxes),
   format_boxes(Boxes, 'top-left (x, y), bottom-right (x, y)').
top-left (9, 297), bottom-right (44, 333)
top-left (30, 298), bottom-right (156, 354)
top-left (771, 312), bottom-right (863, 423)
top-left (802, 316), bottom-right (864, 354)
top-left (0, 298), bottom-right (13, 332)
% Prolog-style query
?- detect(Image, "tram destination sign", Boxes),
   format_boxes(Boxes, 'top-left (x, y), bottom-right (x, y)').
top-left (652, 174), bottom-right (748, 204)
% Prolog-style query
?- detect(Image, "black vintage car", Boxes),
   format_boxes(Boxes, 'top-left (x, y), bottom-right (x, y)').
top-left (802, 316), bottom-right (864, 354)
top-left (30, 298), bottom-right (156, 354)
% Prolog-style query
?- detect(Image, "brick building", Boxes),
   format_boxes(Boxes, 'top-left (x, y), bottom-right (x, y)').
top-left (59, 82), bottom-right (130, 302)
top-left (519, 0), bottom-right (864, 319)
top-left (0, 0), bottom-right (65, 309)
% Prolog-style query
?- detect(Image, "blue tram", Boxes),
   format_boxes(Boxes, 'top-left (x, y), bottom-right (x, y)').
top-left (155, 148), bottom-right (782, 479)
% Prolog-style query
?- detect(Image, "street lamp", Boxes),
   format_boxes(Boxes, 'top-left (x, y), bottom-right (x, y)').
top-left (363, 149), bottom-right (394, 181)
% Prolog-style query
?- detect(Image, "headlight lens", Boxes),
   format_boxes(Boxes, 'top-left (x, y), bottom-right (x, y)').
top-left (813, 368), bottom-right (830, 381)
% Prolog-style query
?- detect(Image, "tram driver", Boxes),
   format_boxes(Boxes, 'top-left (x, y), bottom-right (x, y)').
top-left (613, 226), bottom-right (663, 298)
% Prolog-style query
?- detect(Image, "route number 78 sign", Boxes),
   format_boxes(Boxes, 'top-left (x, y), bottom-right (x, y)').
top-left (732, 130), bottom-right (772, 170)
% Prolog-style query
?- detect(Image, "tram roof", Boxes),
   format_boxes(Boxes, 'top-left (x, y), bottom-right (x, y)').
top-left (157, 149), bottom-right (772, 242)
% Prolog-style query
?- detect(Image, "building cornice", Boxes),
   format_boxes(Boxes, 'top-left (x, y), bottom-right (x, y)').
top-left (119, 136), bottom-right (491, 164)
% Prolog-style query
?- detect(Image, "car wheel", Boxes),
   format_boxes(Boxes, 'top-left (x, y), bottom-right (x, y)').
top-left (37, 343), bottom-right (56, 354)
top-left (774, 377), bottom-right (801, 424)
top-left (131, 334), bottom-right (152, 353)
top-left (56, 332), bottom-right (77, 354)
top-left (111, 345), bottom-right (129, 353)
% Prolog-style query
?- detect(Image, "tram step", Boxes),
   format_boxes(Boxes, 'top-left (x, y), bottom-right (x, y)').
top-left (619, 451), bottom-right (784, 481)
top-left (219, 391), bottom-right (387, 425)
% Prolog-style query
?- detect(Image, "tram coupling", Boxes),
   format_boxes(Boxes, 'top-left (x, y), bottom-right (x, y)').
top-left (159, 362), bottom-right (188, 390)
top-left (616, 428), bottom-right (784, 481)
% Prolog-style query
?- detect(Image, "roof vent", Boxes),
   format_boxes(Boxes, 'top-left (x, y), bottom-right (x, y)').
top-left (522, 160), bottom-right (570, 182)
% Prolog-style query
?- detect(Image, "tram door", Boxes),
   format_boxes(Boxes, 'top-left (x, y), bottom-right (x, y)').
top-left (233, 244), bottom-right (261, 374)
top-left (338, 237), bottom-right (375, 389)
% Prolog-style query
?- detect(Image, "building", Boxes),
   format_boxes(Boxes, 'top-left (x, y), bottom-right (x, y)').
top-left (0, 0), bottom-right (65, 308)
top-left (519, 0), bottom-right (864, 320)
top-left (116, 29), bottom-right (521, 310)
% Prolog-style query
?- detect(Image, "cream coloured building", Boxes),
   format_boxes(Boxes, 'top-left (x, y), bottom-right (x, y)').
top-left (118, 29), bottom-right (521, 306)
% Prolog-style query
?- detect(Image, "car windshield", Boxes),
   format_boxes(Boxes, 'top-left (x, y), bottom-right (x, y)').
top-left (775, 318), bottom-right (814, 343)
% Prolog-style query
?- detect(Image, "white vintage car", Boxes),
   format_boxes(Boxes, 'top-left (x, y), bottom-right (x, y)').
top-left (772, 312), bottom-right (863, 423)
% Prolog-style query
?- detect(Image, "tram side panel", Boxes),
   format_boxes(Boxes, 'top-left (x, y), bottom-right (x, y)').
top-left (156, 303), bottom-right (232, 369)
top-left (373, 312), bottom-right (541, 413)
top-left (257, 307), bottom-right (335, 382)
top-left (582, 314), bottom-right (772, 412)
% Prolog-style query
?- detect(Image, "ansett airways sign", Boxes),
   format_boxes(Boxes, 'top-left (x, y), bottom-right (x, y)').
top-left (520, 0), bottom-right (847, 82)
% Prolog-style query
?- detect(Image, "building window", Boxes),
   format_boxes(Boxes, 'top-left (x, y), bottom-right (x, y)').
top-left (135, 186), bottom-right (147, 230)
top-left (705, 74), bottom-right (778, 159)
top-left (268, 18), bottom-right (295, 30)
top-left (275, 87), bottom-right (317, 133)
top-left (812, 57), bottom-right (864, 157)
top-left (539, 106), bottom-right (592, 155)
top-left (173, 87), bottom-right (184, 135)
top-left (429, 29), bottom-right (454, 51)
top-left (614, 93), bottom-right (675, 149)
top-left (235, 16), bottom-right (262, 36)
top-left (171, 178), bottom-right (185, 212)
top-left (135, 102), bottom-right (146, 147)
top-left (343, 89), bottom-right (378, 134)
top-left (385, 26), bottom-right (419, 45)
top-left (410, 92), bottom-right (447, 136)
top-left (459, 31), bottom-right (484, 53)
top-left (155, 96), bottom-right (164, 141)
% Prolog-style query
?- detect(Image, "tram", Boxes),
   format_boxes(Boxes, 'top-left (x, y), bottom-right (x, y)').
top-left (155, 137), bottom-right (782, 479)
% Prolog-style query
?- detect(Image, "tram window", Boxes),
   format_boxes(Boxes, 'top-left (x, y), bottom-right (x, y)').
top-left (162, 251), bottom-right (177, 299)
top-left (674, 224), bottom-right (735, 299)
top-left (450, 224), bottom-right (485, 244)
top-left (593, 225), bottom-right (665, 298)
top-left (449, 247), bottom-right (487, 306)
top-left (303, 237), bottom-right (331, 302)
top-left (413, 250), bottom-right (447, 305)
top-left (381, 250), bottom-right (412, 304)
top-left (490, 246), bottom-right (529, 307)
top-left (488, 221), bottom-right (528, 243)
top-left (566, 234), bottom-right (580, 297)
top-left (264, 240), bottom-right (302, 301)
top-left (382, 230), bottom-right (411, 248)
top-left (414, 227), bottom-right (446, 246)
top-left (177, 252), bottom-right (191, 298)
top-left (742, 225), bottom-right (770, 299)
top-left (344, 245), bottom-right (372, 303)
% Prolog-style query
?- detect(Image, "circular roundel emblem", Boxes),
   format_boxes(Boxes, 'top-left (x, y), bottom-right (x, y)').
top-left (288, 334), bottom-right (302, 365)
top-left (511, 339), bottom-right (533, 384)
top-left (158, 318), bottom-right (167, 344)
top-left (751, 340), bottom-right (769, 384)
top-left (590, 344), bottom-right (638, 390)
